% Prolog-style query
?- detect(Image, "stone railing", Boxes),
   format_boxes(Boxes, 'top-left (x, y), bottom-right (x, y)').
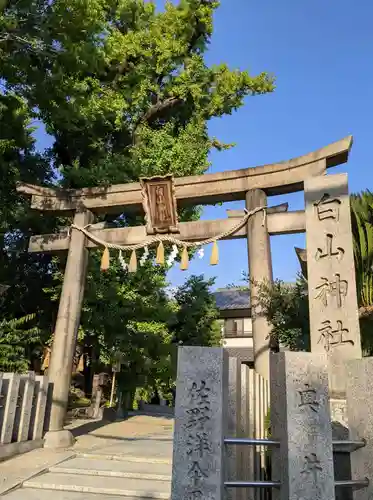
top-left (225, 359), bottom-right (270, 500)
top-left (0, 372), bottom-right (52, 461)
top-left (240, 365), bottom-right (270, 500)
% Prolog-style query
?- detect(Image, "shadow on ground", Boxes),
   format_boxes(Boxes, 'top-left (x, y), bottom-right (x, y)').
top-left (68, 411), bottom-right (174, 438)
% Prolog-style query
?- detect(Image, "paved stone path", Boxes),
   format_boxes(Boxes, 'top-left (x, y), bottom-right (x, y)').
top-left (1, 414), bottom-right (174, 499)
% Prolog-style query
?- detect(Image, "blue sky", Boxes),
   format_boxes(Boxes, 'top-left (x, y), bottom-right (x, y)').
top-left (34, 0), bottom-right (373, 290)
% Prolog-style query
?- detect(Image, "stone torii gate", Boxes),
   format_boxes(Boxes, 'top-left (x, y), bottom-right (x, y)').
top-left (18, 136), bottom-right (354, 448)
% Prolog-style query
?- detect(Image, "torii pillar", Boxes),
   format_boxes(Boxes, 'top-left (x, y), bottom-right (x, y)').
top-left (246, 189), bottom-right (273, 380)
top-left (44, 207), bottom-right (93, 448)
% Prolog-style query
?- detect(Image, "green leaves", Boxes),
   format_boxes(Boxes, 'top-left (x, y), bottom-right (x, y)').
top-left (351, 191), bottom-right (373, 308)
top-left (0, 313), bottom-right (41, 372)
top-left (1, 0), bottom-right (274, 183)
top-left (67, 251), bottom-right (175, 394)
top-left (170, 274), bottom-right (222, 347)
top-left (351, 191), bottom-right (373, 354)
top-left (255, 276), bottom-right (310, 351)
top-left (131, 119), bottom-right (210, 177)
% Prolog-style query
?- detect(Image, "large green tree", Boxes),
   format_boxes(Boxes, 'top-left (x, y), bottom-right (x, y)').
top-left (81, 256), bottom-right (175, 401)
top-left (0, 312), bottom-right (40, 372)
top-left (1, 0), bottom-right (274, 190)
top-left (0, 93), bottom-right (56, 369)
top-left (170, 274), bottom-right (221, 347)
top-left (0, 0), bottom-right (274, 386)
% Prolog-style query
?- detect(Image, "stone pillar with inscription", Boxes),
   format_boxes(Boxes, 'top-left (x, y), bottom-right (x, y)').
top-left (171, 347), bottom-right (228, 500)
top-left (304, 173), bottom-right (362, 397)
top-left (270, 351), bottom-right (335, 500)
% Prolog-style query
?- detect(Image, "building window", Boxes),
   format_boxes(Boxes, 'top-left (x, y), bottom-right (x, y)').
top-left (224, 318), bottom-right (252, 338)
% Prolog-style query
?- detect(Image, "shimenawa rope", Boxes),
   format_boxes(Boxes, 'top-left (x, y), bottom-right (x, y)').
top-left (70, 205), bottom-right (267, 271)
top-left (71, 205), bottom-right (267, 251)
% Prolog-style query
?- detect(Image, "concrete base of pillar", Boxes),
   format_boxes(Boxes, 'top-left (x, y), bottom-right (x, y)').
top-left (43, 429), bottom-right (75, 449)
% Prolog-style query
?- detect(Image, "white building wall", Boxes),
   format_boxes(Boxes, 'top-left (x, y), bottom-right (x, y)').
top-left (243, 317), bottom-right (252, 333)
top-left (221, 316), bottom-right (253, 349)
top-left (223, 337), bottom-right (254, 348)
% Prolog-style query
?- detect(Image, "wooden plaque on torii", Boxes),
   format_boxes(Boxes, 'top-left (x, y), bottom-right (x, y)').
top-left (140, 175), bottom-right (179, 235)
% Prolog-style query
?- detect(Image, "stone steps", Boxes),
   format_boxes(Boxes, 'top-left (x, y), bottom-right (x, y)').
top-left (85, 439), bottom-right (173, 461)
top-left (4, 490), bottom-right (164, 500)
top-left (21, 472), bottom-right (170, 498)
top-left (50, 455), bottom-right (172, 481)
top-left (5, 449), bottom-right (172, 499)
top-left (78, 452), bottom-right (172, 465)
top-left (3, 415), bottom-right (174, 500)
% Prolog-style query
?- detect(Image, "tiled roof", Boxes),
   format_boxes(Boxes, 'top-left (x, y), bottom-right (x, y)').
top-left (214, 288), bottom-right (250, 311)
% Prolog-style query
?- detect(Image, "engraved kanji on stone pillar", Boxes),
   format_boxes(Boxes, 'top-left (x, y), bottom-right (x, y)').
top-left (270, 352), bottom-right (335, 500)
top-left (171, 347), bottom-right (227, 500)
top-left (304, 174), bottom-right (362, 395)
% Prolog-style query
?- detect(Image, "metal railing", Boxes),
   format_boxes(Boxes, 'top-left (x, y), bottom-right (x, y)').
top-left (225, 481), bottom-right (280, 489)
top-left (224, 438), bottom-right (279, 447)
top-left (225, 437), bottom-right (366, 451)
top-left (224, 437), bottom-right (369, 490)
top-left (335, 479), bottom-right (369, 490)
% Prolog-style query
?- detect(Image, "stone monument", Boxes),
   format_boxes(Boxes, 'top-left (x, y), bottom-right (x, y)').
top-left (304, 174), bottom-right (362, 397)
top-left (270, 352), bottom-right (335, 500)
top-left (171, 347), bottom-right (228, 500)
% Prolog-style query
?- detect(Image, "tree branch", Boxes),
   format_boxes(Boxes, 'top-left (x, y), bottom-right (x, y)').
top-left (142, 97), bottom-right (183, 123)
top-left (132, 96), bottom-right (184, 145)
top-left (185, 1), bottom-right (215, 54)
